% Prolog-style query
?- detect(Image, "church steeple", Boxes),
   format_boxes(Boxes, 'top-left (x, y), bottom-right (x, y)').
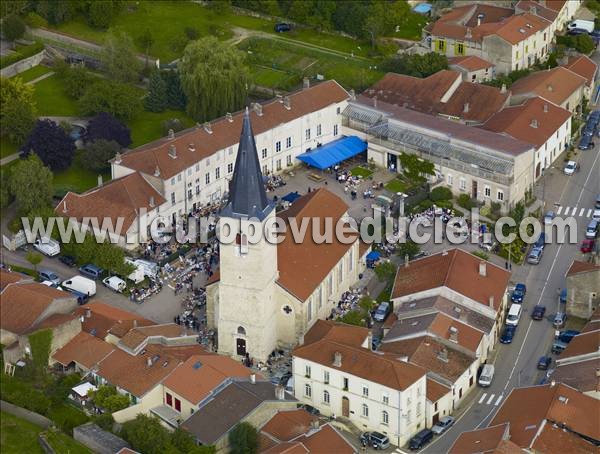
top-left (222, 108), bottom-right (272, 220)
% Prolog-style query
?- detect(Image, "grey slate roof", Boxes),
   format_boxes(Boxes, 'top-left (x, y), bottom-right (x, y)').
top-left (221, 108), bottom-right (273, 221)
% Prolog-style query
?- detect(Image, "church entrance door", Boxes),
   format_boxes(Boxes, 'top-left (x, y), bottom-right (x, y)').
top-left (236, 338), bottom-right (247, 356)
top-left (342, 396), bottom-right (349, 417)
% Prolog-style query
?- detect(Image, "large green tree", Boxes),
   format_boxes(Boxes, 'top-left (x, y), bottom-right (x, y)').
top-left (82, 139), bottom-right (121, 172)
top-left (9, 154), bottom-right (53, 216)
top-left (101, 31), bottom-right (141, 83)
top-left (0, 76), bottom-right (37, 145)
top-left (179, 37), bottom-right (250, 122)
top-left (145, 70), bottom-right (168, 112)
top-left (79, 80), bottom-right (142, 119)
top-left (3, 14), bottom-right (26, 42)
top-left (229, 422), bottom-right (259, 454)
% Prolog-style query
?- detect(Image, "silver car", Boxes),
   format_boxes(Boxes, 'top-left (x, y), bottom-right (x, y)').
top-left (431, 416), bottom-right (455, 435)
top-left (527, 247), bottom-right (543, 265)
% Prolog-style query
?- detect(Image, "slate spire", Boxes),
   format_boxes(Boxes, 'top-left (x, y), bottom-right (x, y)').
top-left (222, 108), bottom-right (272, 220)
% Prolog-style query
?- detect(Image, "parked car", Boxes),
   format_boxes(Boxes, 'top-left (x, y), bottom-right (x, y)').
top-left (553, 312), bottom-right (567, 328)
top-left (593, 209), bottom-right (600, 221)
top-left (38, 270), bottom-right (61, 286)
top-left (558, 330), bottom-right (580, 343)
top-left (500, 325), bottom-right (517, 344)
top-left (274, 22), bottom-right (292, 32)
top-left (33, 237), bottom-right (60, 257)
top-left (537, 356), bottom-right (552, 370)
top-left (596, 193), bottom-right (600, 209)
top-left (564, 160), bottom-right (578, 175)
top-left (78, 264), bottom-right (104, 280)
top-left (527, 247), bottom-right (543, 265)
top-left (511, 283), bottom-right (526, 303)
top-left (102, 276), bottom-right (126, 293)
top-left (586, 220), bottom-right (599, 239)
top-left (360, 432), bottom-right (390, 450)
top-left (568, 27), bottom-right (589, 35)
top-left (478, 364), bottom-right (495, 387)
top-left (531, 305), bottom-right (546, 320)
top-left (534, 232), bottom-right (547, 249)
top-left (560, 288), bottom-right (567, 304)
top-left (479, 237), bottom-right (496, 251)
top-left (581, 239), bottom-right (595, 253)
top-left (371, 336), bottom-right (382, 350)
top-left (373, 301), bottom-right (391, 322)
top-left (506, 304), bottom-right (522, 326)
top-left (62, 275), bottom-right (96, 296)
top-left (431, 416), bottom-right (455, 435)
top-left (301, 404), bottom-right (319, 416)
top-left (567, 19), bottom-right (595, 33)
top-left (551, 339), bottom-right (568, 354)
top-left (58, 255), bottom-right (76, 267)
top-left (543, 211), bottom-right (555, 225)
top-left (578, 134), bottom-right (595, 150)
top-left (409, 429), bottom-right (434, 450)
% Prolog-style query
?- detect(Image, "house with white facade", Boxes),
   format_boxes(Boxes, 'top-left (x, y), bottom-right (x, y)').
top-left (293, 320), bottom-right (428, 447)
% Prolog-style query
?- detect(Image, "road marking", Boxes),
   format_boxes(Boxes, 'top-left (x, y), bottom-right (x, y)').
top-left (579, 207), bottom-right (585, 216)
top-left (564, 206), bottom-right (570, 215)
top-left (587, 208), bottom-right (593, 218)
top-left (556, 206), bottom-right (563, 215)
top-left (478, 393), bottom-right (487, 404)
top-left (495, 395), bottom-right (504, 406)
top-left (486, 394), bottom-right (495, 405)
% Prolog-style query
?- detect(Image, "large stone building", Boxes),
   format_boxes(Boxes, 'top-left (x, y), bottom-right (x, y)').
top-left (565, 260), bottom-right (600, 319)
top-left (206, 110), bottom-right (365, 363)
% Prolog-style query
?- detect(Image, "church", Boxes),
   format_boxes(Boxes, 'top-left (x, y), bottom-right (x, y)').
top-left (206, 109), bottom-right (368, 362)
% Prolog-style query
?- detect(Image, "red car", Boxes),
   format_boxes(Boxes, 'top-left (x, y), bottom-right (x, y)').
top-left (581, 239), bottom-right (595, 253)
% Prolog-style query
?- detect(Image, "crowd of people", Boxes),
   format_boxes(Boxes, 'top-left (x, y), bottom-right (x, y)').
top-left (328, 289), bottom-right (364, 321)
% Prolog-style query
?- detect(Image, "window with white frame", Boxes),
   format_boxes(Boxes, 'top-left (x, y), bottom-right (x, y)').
top-left (205, 173), bottom-right (210, 184)
top-left (171, 177), bottom-right (175, 185)
top-left (305, 365), bottom-right (311, 378)
top-left (171, 193), bottom-right (175, 205)
top-left (262, 165), bottom-right (268, 174)
top-left (382, 411), bottom-right (389, 425)
top-left (305, 383), bottom-right (312, 398)
top-left (318, 286), bottom-right (323, 309)
top-left (195, 185), bottom-right (200, 195)
top-left (447, 174), bottom-right (453, 186)
top-left (417, 402), bottom-right (422, 416)
top-left (323, 370), bottom-right (329, 384)
top-left (497, 190), bottom-right (504, 201)
top-left (362, 385), bottom-right (369, 397)
top-left (276, 141), bottom-right (281, 152)
top-left (407, 410), bottom-right (412, 422)
top-left (338, 262), bottom-right (343, 283)
top-left (305, 128), bottom-right (311, 140)
top-left (484, 186), bottom-right (491, 198)
top-left (333, 124), bottom-right (338, 136)
top-left (187, 168), bottom-right (192, 176)
top-left (382, 394), bottom-right (389, 405)
top-left (459, 178), bottom-right (466, 191)
top-left (323, 390), bottom-right (330, 404)
top-left (336, 107), bottom-right (341, 114)
top-left (228, 147), bottom-right (234, 155)
top-left (362, 404), bottom-right (369, 418)
top-left (228, 163), bottom-right (233, 174)
top-left (307, 300), bottom-right (312, 322)
top-left (286, 155), bottom-right (292, 166)
top-left (195, 164), bottom-right (200, 172)
top-left (262, 148), bottom-right (268, 159)
top-left (276, 160), bottom-right (282, 171)
top-left (177, 174), bottom-right (182, 182)
top-left (187, 189), bottom-right (192, 199)
top-left (348, 248), bottom-right (354, 271)
top-left (215, 167), bottom-right (220, 179)
top-left (316, 124), bottom-right (322, 136)
top-left (286, 137), bottom-right (292, 148)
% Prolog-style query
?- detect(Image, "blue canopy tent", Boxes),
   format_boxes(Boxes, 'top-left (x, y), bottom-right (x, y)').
top-left (412, 3), bottom-right (432, 14)
top-left (366, 250), bottom-right (381, 269)
top-left (297, 136), bottom-right (368, 170)
top-left (282, 191), bottom-right (301, 203)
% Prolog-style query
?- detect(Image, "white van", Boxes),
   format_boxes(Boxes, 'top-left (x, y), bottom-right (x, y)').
top-left (567, 20), bottom-right (594, 33)
top-left (33, 237), bottom-right (60, 257)
top-left (62, 275), bottom-right (97, 296)
top-left (478, 364), bottom-right (495, 387)
top-left (102, 276), bottom-right (126, 293)
top-left (506, 304), bottom-right (522, 326)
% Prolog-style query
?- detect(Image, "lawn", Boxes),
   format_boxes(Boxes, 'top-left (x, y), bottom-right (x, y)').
top-left (12, 65), bottom-right (53, 83)
top-left (0, 411), bottom-right (44, 454)
top-left (126, 109), bottom-right (196, 148)
top-left (53, 151), bottom-right (111, 197)
top-left (32, 73), bottom-right (81, 117)
top-left (350, 166), bottom-right (374, 178)
top-left (1, 137), bottom-right (18, 159)
top-left (239, 37), bottom-right (383, 91)
top-left (385, 178), bottom-right (409, 193)
top-left (393, 11), bottom-right (429, 41)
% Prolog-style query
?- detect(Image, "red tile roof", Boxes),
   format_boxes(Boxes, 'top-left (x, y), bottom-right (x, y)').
top-left (74, 301), bottom-right (154, 339)
top-left (566, 260), bottom-right (600, 277)
top-left (119, 81), bottom-right (348, 180)
top-left (52, 331), bottom-right (115, 369)
top-left (558, 330), bottom-right (599, 361)
top-left (426, 378), bottom-right (450, 403)
top-left (363, 71), bottom-right (508, 124)
top-left (430, 4), bottom-right (515, 41)
top-left (482, 96), bottom-right (571, 148)
top-left (564, 55), bottom-right (599, 87)
top-left (0, 282), bottom-right (75, 335)
top-left (391, 249), bottom-right (510, 312)
top-left (510, 67), bottom-right (587, 106)
top-left (294, 424), bottom-right (355, 454)
top-left (262, 410), bottom-right (317, 442)
top-left (0, 269), bottom-right (30, 289)
top-left (530, 422), bottom-right (598, 454)
top-left (515, 0), bottom-right (559, 22)
top-left (449, 423), bottom-right (512, 454)
top-left (449, 55), bottom-right (495, 71)
top-left (56, 172), bottom-right (166, 233)
top-left (29, 313), bottom-right (78, 332)
top-left (118, 323), bottom-right (187, 352)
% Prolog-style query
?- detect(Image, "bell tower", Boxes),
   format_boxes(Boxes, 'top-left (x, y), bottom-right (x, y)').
top-left (216, 108), bottom-right (279, 362)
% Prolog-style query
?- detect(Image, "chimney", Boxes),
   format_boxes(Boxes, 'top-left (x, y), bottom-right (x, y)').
top-left (62, 200), bottom-right (68, 213)
top-left (489, 296), bottom-right (495, 309)
top-left (133, 319), bottom-right (138, 328)
top-left (463, 102), bottom-right (470, 113)
top-left (149, 196), bottom-right (155, 208)
top-left (250, 373), bottom-right (256, 384)
top-left (277, 94), bottom-right (283, 103)
top-left (405, 254), bottom-right (410, 267)
top-left (530, 119), bottom-right (539, 128)
top-left (367, 331), bottom-right (373, 350)
top-left (169, 144), bottom-right (177, 159)
top-left (85, 308), bottom-right (91, 318)
top-left (147, 357), bottom-right (153, 367)
top-left (543, 103), bottom-right (548, 113)
top-left (97, 174), bottom-right (103, 187)
top-left (310, 419), bottom-right (319, 430)
top-left (114, 151), bottom-right (122, 164)
top-left (275, 384), bottom-right (285, 400)
top-left (333, 351), bottom-right (342, 367)
top-left (465, 28), bottom-right (472, 39)
top-left (398, 356), bottom-right (408, 362)
top-left (530, 5), bottom-right (537, 15)
top-left (449, 326), bottom-right (458, 343)
top-left (253, 102), bottom-right (263, 116)
top-left (479, 261), bottom-right (487, 277)
top-left (477, 17), bottom-right (481, 26)
top-left (547, 84), bottom-right (553, 92)
top-left (551, 380), bottom-right (556, 387)
top-left (226, 112), bottom-right (233, 122)
top-left (283, 96), bottom-right (291, 110)
top-left (373, 96), bottom-right (378, 108)
top-left (154, 166), bottom-right (161, 177)
top-left (438, 348), bottom-right (448, 362)
top-left (203, 122), bottom-right (212, 134)
top-left (500, 83), bottom-right (507, 94)
top-left (442, 249), bottom-right (448, 256)
top-left (188, 143), bottom-right (196, 152)
top-left (167, 129), bottom-right (175, 140)
top-left (303, 77), bottom-right (310, 89)
top-left (349, 89), bottom-right (356, 101)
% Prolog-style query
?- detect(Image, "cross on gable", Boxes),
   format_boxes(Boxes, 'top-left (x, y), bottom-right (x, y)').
top-left (283, 305), bottom-right (292, 314)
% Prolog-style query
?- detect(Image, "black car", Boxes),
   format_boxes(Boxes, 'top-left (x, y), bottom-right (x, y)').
top-left (500, 325), bottom-right (516, 344)
top-left (558, 330), bottom-right (580, 343)
top-left (301, 404), bottom-right (320, 416)
top-left (578, 134), bottom-right (595, 150)
top-left (531, 305), bottom-right (546, 320)
top-left (59, 255), bottom-right (76, 267)
top-left (537, 356), bottom-right (552, 370)
top-left (360, 432), bottom-right (390, 450)
top-left (568, 27), bottom-right (589, 35)
top-left (409, 429), bottom-right (434, 450)
top-left (274, 22), bottom-right (291, 32)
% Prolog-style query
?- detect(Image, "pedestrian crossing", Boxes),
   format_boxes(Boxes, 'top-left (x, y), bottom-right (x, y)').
top-left (478, 392), bottom-right (503, 406)
top-left (555, 206), bottom-right (595, 218)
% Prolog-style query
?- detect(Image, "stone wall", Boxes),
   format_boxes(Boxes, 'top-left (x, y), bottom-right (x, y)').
top-left (0, 50), bottom-right (46, 78)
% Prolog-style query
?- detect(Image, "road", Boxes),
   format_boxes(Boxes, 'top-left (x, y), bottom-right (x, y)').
top-left (421, 121), bottom-right (600, 453)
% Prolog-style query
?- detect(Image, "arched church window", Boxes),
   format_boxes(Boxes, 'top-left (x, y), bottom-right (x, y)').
top-left (237, 326), bottom-right (246, 335)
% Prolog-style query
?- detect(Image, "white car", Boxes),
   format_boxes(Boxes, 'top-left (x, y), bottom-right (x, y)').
top-left (102, 276), bottom-right (126, 293)
top-left (564, 161), bottom-right (578, 175)
top-left (593, 209), bottom-right (600, 221)
top-left (33, 237), bottom-right (60, 257)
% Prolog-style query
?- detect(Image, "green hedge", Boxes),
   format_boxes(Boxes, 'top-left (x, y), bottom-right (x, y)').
top-left (0, 42), bottom-right (45, 69)
top-left (0, 375), bottom-right (51, 415)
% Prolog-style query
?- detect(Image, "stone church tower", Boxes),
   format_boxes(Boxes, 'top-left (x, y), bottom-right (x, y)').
top-left (216, 108), bottom-right (279, 362)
